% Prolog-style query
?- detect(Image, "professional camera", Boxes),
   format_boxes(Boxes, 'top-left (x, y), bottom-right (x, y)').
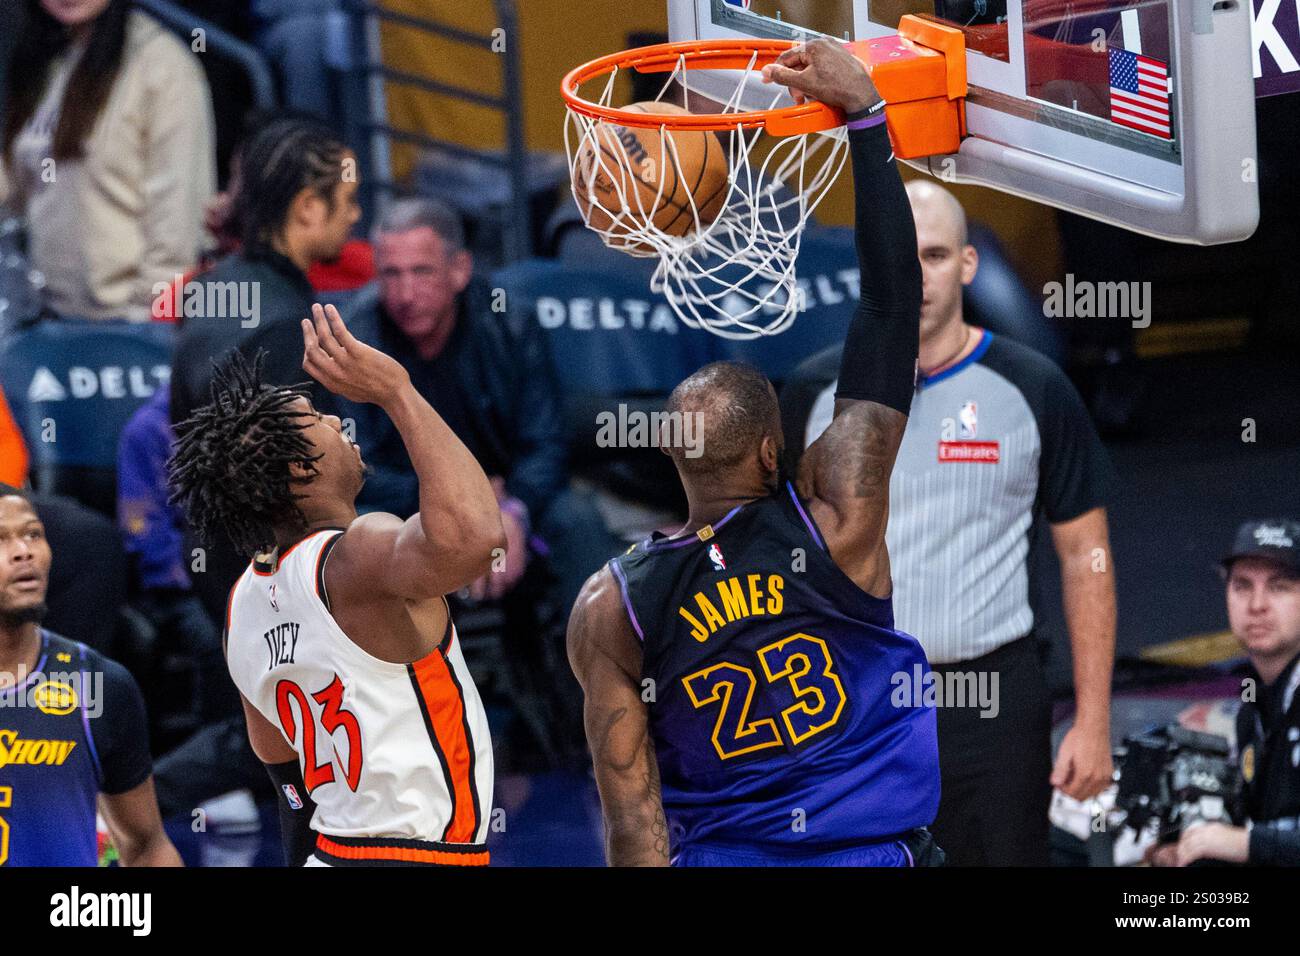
top-left (1114, 724), bottom-right (1241, 840)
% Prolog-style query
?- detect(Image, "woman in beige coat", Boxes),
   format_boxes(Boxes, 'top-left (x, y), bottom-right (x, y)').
top-left (1, 0), bottom-right (216, 322)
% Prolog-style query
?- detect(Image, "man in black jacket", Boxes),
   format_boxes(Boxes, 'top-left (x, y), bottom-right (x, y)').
top-left (1151, 520), bottom-right (1300, 867)
top-left (342, 197), bottom-right (620, 617)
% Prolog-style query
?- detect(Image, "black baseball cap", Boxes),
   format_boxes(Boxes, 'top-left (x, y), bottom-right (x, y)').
top-left (1221, 520), bottom-right (1300, 575)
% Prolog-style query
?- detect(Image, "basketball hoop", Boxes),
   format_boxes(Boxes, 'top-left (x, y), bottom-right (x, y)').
top-left (561, 39), bottom-right (856, 340)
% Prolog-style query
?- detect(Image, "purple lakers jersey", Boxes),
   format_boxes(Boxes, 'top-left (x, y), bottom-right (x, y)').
top-left (611, 483), bottom-right (940, 860)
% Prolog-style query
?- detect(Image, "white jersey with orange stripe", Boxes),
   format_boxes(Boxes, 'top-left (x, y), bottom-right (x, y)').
top-left (224, 528), bottom-right (494, 863)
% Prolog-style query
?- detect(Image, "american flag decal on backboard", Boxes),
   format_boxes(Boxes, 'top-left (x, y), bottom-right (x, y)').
top-left (1108, 47), bottom-right (1171, 140)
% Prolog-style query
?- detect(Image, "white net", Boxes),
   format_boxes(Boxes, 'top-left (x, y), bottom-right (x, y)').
top-left (563, 51), bottom-right (850, 340)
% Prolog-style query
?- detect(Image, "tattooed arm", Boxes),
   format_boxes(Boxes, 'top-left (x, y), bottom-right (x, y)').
top-left (767, 41), bottom-right (921, 598)
top-left (567, 568), bottom-right (669, 866)
top-left (799, 402), bottom-right (908, 597)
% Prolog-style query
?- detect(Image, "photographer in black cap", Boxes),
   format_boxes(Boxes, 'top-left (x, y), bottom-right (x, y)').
top-left (1150, 520), bottom-right (1300, 866)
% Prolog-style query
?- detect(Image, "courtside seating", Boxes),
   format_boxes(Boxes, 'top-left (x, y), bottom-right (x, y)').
top-left (0, 319), bottom-right (174, 516)
top-left (491, 257), bottom-right (711, 510)
top-left (492, 257), bottom-right (715, 397)
top-left (543, 221), bottom-right (1057, 386)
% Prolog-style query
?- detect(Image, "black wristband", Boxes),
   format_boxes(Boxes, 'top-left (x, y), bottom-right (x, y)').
top-left (844, 98), bottom-right (887, 123)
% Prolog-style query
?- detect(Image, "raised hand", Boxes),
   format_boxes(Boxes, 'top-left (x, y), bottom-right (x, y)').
top-left (760, 38), bottom-right (881, 114)
top-left (301, 303), bottom-right (412, 408)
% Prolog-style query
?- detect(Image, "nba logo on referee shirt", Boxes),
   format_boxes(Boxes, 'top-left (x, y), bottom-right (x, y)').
top-left (708, 543), bottom-right (726, 571)
top-left (959, 401), bottom-right (978, 439)
top-left (939, 400), bottom-right (999, 463)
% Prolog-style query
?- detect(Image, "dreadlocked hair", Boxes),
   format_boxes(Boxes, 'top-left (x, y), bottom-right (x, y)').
top-left (167, 349), bottom-right (321, 559)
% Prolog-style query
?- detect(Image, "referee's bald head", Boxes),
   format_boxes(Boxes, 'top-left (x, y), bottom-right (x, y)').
top-left (906, 179), bottom-right (969, 248)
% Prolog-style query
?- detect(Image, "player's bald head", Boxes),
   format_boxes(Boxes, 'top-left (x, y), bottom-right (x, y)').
top-left (664, 362), bottom-right (781, 480)
top-left (906, 179), bottom-right (969, 248)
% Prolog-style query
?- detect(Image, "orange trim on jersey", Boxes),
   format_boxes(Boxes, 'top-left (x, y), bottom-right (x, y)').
top-left (314, 834), bottom-right (488, 867)
top-left (410, 648), bottom-right (479, 844)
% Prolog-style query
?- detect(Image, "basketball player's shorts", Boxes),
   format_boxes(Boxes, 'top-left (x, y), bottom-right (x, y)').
top-left (672, 828), bottom-right (945, 867)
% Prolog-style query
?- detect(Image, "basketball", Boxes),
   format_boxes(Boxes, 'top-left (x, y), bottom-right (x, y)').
top-left (572, 102), bottom-right (729, 252)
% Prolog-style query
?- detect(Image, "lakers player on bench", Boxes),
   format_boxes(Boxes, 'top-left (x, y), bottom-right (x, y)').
top-left (568, 40), bottom-right (942, 867)
top-left (168, 305), bottom-right (505, 866)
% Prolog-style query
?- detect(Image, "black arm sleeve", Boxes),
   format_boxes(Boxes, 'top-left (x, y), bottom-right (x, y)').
top-left (834, 122), bottom-right (922, 415)
top-left (93, 658), bottom-right (154, 796)
top-left (1249, 823), bottom-right (1300, 866)
top-left (265, 759), bottom-right (318, 867)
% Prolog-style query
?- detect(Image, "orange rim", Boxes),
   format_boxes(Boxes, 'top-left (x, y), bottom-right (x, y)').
top-left (561, 39), bottom-right (845, 137)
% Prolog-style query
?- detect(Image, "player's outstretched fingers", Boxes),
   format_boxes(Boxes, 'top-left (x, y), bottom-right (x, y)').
top-left (301, 317), bottom-right (340, 387)
top-left (301, 316), bottom-right (325, 368)
top-left (301, 316), bottom-right (318, 353)
top-left (311, 303), bottom-right (344, 360)
top-left (323, 303), bottom-right (358, 349)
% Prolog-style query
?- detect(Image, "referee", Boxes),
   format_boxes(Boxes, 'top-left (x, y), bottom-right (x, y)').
top-left (796, 181), bottom-right (1116, 865)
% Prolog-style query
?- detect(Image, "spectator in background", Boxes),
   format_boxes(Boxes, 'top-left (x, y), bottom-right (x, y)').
top-left (1149, 520), bottom-right (1300, 867)
top-left (153, 109), bottom-right (374, 323)
top-left (251, 1), bottom-right (346, 125)
top-left (343, 197), bottom-right (623, 617)
top-left (0, 385), bottom-right (27, 487)
top-left (170, 114), bottom-right (359, 627)
top-left (0, 0), bottom-right (216, 321)
top-left (117, 384), bottom-right (231, 727)
top-left (118, 386), bottom-right (194, 596)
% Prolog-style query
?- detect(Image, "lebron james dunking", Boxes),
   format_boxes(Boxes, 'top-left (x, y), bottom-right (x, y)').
top-left (567, 41), bottom-right (943, 866)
